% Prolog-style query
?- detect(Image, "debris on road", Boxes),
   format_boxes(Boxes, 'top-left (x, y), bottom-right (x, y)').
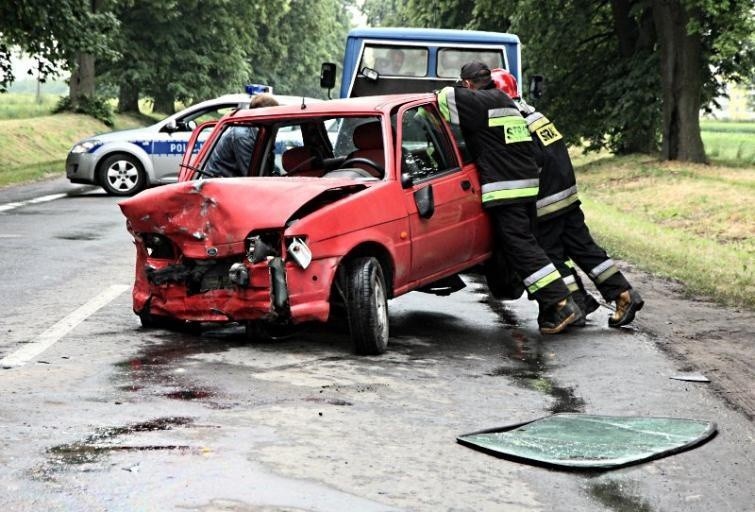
top-left (670, 373), bottom-right (711, 383)
top-left (457, 413), bottom-right (717, 470)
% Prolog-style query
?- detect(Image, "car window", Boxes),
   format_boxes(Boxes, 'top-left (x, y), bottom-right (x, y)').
top-left (400, 105), bottom-right (458, 182)
top-left (437, 48), bottom-right (505, 78)
top-left (360, 45), bottom-right (428, 77)
top-left (177, 103), bottom-right (238, 130)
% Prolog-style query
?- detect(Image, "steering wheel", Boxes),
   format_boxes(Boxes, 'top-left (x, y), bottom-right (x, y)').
top-left (339, 157), bottom-right (384, 176)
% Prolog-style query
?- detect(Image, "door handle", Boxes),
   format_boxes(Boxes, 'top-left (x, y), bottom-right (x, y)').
top-left (461, 180), bottom-right (471, 191)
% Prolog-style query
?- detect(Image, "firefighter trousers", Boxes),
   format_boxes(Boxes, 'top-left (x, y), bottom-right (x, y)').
top-left (489, 203), bottom-right (570, 308)
top-left (537, 206), bottom-right (630, 301)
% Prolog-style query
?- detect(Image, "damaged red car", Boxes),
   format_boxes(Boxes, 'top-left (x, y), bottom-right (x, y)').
top-left (119, 94), bottom-right (493, 354)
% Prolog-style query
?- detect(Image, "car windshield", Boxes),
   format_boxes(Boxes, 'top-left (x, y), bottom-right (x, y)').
top-left (199, 115), bottom-right (387, 180)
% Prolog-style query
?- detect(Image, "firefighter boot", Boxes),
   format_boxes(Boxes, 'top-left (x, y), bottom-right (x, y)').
top-left (538, 296), bottom-right (581, 334)
top-left (571, 292), bottom-right (601, 327)
top-left (608, 289), bottom-right (644, 328)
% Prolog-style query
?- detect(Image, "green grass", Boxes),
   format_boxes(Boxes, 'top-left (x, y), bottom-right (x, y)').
top-left (0, 93), bottom-right (62, 120)
top-left (0, 112), bottom-right (154, 188)
top-left (575, 154), bottom-right (754, 308)
top-left (700, 119), bottom-right (755, 166)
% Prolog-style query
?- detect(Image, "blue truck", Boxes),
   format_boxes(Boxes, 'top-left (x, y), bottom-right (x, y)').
top-left (321, 27), bottom-right (523, 99)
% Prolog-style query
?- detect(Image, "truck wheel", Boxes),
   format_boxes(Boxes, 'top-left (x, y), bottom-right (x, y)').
top-left (345, 257), bottom-right (389, 355)
top-left (99, 154), bottom-right (146, 196)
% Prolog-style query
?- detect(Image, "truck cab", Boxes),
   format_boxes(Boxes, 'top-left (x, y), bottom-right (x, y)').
top-left (336, 27), bottom-right (522, 99)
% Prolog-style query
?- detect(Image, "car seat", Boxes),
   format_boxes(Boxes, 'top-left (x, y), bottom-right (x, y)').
top-left (281, 146), bottom-right (321, 177)
top-left (345, 122), bottom-right (385, 178)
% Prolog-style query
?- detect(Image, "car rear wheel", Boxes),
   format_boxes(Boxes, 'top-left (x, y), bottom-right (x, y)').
top-left (99, 154), bottom-right (146, 196)
top-left (345, 257), bottom-right (389, 355)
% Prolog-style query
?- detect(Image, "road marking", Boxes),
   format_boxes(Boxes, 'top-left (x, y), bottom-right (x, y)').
top-left (0, 284), bottom-right (130, 369)
top-left (0, 193), bottom-right (68, 213)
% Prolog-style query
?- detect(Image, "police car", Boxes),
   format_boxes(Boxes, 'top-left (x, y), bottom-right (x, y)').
top-left (66, 86), bottom-right (318, 196)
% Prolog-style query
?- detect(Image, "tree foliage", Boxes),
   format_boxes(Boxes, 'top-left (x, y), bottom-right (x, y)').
top-left (0, 0), bottom-right (118, 92)
top-left (247, 0), bottom-right (353, 98)
top-left (368, 0), bottom-right (755, 161)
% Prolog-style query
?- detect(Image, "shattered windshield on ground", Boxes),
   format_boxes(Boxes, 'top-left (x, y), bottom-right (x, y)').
top-left (458, 413), bottom-right (717, 470)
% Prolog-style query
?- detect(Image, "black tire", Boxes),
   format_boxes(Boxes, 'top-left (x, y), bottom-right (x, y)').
top-left (99, 153), bottom-right (146, 196)
top-left (345, 257), bottom-right (389, 355)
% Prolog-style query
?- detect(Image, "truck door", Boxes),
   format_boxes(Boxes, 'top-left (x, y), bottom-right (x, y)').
top-left (399, 102), bottom-right (482, 282)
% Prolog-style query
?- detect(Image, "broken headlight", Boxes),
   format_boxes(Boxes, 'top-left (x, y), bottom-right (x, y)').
top-left (141, 233), bottom-right (175, 259)
top-left (246, 230), bottom-right (282, 263)
top-left (286, 237), bottom-right (312, 269)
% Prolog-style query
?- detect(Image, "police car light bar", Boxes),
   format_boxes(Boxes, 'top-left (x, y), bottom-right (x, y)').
top-left (245, 84), bottom-right (273, 95)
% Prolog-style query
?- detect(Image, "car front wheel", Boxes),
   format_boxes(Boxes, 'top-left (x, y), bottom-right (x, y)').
top-left (346, 257), bottom-right (389, 355)
top-left (99, 154), bottom-right (146, 196)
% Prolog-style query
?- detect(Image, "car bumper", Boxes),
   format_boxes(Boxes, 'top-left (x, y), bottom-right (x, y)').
top-left (134, 252), bottom-right (338, 324)
top-left (66, 152), bottom-right (98, 184)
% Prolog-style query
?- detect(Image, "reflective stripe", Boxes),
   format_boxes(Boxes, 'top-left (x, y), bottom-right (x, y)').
top-left (563, 275), bottom-right (579, 292)
top-left (524, 263), bottom-right (557, 287)
top-left (482, 179), bottom-right (539, 193)
top-left (526, 112), bottom-right (550, 132)
top-left (482, 179), bottom-right (539, 203)
top-left (438, 88), bottom-right (460, 125)
top-left (589, 259), bottom-right (619, 284)
top-left (536, 185), bottom-right (579, 217)
top-left (527, 269), bottom-right (562, 294)
top-left (489, 107), bottom-right (521, 118)
top-left (565, 259), bottom-right (576, 269)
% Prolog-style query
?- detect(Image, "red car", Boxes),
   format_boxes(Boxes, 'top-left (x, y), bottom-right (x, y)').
top-left (119, 94), bottom-right (493, 354)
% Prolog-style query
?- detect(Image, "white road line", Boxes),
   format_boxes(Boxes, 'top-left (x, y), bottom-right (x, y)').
top-left (0, 193), bottom-right (68, 213)
top-left (1, 284), bottom-right (130, 369)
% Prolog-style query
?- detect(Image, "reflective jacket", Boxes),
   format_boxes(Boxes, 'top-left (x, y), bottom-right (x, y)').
top-left (517, 101), bottom-right (580, 220)
top-left (438, 85), bottom-right (540, 208)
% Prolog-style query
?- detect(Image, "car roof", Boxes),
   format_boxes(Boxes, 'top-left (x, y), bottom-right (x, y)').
top-left (230, 93), bottom-right (436, 120)
top-left (185, 93), bottom-right (322, 111)
top-left (347, 27), bottom-right (520, 45)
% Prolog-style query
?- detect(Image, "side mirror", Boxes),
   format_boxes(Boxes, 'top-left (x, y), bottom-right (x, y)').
top-left (320, 62), bottom-right (337, 98)
top-left (401, 172), bottom-right (414, 189)
top-left (163, 120), bottom-right (178, 133)
top-left (361, 67), bottom-right (379, 82)
top-left (413, 185), bottom-right (435, 219)
top-left (529, 75), bottom-right (545, 99)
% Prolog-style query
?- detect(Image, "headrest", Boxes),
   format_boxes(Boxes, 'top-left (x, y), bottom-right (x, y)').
top-left (352, 122), bottom-right (383, 150)
top-left (282, 146), bottom-right (313, 172)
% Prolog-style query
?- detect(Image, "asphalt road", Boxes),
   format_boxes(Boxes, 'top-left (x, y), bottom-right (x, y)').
top-left (0, 180), bottom-right (753, 511)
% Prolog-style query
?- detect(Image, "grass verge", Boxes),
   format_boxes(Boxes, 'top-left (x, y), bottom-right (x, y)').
top-left (574, 154), bottom-right (754, 308)
top-left (0, 112), bottom-right (154, 188)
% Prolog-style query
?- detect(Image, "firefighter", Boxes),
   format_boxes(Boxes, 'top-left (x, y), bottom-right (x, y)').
top-left (490, 68), bottom-right (644, 327)
top-left (438, 62), bottom-right (581, 334)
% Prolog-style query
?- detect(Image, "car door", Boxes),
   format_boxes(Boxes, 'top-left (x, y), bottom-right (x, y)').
top-left (151, 103), bottom-right (238, 183)
top-left (398, 102), bottom-right (481, 282)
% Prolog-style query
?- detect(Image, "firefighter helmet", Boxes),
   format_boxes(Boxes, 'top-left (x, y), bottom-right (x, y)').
top-left (490, 68), bottom-right (519, 99)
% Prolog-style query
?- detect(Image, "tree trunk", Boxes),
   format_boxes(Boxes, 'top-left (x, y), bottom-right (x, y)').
top-left (152, 90), bottom-right (175, 115)
top-left (118, 82), bottom-right (140, 113)
top-left (652, 0), bottom-right (706, 162)
top-left (69, 52), bottom-right (96, 106)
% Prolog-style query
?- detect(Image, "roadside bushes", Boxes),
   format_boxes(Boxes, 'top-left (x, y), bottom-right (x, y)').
top-left (54, 95), bottom-right (114, 127)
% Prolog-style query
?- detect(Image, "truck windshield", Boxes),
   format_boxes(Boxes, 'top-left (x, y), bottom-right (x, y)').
top-left (437, 48), bottom-right (505, 78)
top-left (359, 45), bottom-right (428, 77)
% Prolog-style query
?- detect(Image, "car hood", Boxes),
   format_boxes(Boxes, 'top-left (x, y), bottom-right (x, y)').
top-left (80, 125), bottom-right (161, 145)
top-left (119, 178), bottom-right (368, 259)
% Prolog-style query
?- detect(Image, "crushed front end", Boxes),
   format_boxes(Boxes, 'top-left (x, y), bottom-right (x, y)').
top-left (119, 179), bottom-right (352, 325)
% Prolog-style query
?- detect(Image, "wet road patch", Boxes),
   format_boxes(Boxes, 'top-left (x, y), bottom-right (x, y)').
top-left (40, 417), bottom-right (195, 475)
